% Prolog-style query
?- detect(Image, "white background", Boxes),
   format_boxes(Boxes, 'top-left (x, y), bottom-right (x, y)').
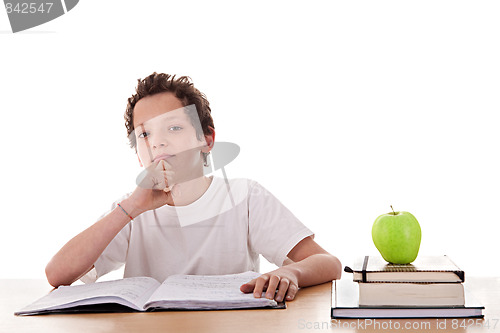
top-left (1, 1), bottom-right (499, 280)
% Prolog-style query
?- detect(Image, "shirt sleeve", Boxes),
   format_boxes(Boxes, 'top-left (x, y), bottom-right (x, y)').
top-left (247, 181), bottom-right (314, 267)
top-left (79, 196), bottom-right (132, 283)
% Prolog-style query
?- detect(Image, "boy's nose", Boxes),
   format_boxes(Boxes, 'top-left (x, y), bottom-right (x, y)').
top-left (150, 134), bottom-right (169, 149)
top-left (153, 142), bottom-right (167, 149)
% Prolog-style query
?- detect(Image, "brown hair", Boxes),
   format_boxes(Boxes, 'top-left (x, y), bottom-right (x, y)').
top-left (125, 72), bottom-right (214, 149)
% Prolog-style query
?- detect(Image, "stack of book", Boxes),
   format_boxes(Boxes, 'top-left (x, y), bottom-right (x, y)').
top-left (332, 255), bottom-right (484, 319)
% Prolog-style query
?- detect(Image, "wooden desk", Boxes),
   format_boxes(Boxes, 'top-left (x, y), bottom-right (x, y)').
top-left (1, 277), bottom-right (499, 333)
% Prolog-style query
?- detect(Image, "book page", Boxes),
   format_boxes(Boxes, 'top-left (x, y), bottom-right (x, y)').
top-left (362, 255), bottom-right (461, 272)
top-left (16, 277), bottom-right (161, 315)
top-left (348, 255), bottom-right (464, 283)
top-left (145, 271), bottom-right (278, 310)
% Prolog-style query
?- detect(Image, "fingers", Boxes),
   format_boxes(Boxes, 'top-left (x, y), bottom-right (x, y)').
top-left (285, 283), bottom-right (298, 301)
top-left (137, 159), bottom-right (176, 190)
top-left (243, 274), bottom-right (298, 302)
top-left (275, 278), bottom-right (289, 302)
top-left (154, 159), bottom-right (173, 170)
top-left (153, 160), bottom-right (174, 190)
top-left (265, 275), bottom-right (280, 300)
top-left (253, 275), bottom-right (270, 298)
top-left (240, 280), bottom-right (255, 293)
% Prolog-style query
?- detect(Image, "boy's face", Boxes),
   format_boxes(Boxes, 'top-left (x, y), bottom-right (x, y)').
top-left (132, 92), bottom-right (211, 184)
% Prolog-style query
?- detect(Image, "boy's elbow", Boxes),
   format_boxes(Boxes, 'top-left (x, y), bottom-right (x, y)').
top-left (329, 255), bottom-right (342, 280)
top-left (45, 263), bottom-right (61, 288)
top-left (45, 261), bottom-right (69, 288)
top-left (45, 265), bottom-right (57, 288)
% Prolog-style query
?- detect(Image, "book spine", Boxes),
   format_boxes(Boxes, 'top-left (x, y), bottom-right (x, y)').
top-left (362, 256), bottom-right (369, 283)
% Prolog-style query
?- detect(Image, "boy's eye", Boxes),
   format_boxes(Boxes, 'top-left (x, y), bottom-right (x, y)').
top-left (138, 132), bottom-right (149, 138)
top-left (169, 126), bottom-right (182, 131)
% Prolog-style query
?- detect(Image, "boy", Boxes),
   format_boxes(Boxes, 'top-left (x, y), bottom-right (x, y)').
top-left (45, 73), bottom-right (342, 303)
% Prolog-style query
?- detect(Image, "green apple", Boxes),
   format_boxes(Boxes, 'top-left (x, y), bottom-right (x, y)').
top-left (372, 207), bottom-right (421, 264)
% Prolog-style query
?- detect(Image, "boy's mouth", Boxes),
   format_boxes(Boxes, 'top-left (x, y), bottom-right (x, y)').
top-left (152, 154), bottom-right (174, 163)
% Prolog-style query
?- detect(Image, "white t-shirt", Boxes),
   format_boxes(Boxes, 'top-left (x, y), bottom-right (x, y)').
top-left (82, 177), bottom-right (314, 283)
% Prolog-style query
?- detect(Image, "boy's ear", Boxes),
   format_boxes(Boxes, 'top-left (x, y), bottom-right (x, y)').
top-left (202, 126), bottom-right (215, 153)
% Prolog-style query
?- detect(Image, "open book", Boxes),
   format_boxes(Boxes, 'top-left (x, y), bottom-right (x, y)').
top-left (15, 271), bottom-right (285, 316)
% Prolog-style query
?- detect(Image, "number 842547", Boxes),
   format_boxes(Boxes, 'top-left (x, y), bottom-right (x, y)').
top-left (5, 2), bottom-right (53, 14)
top-left (451, 318), bottom-right (498, 330)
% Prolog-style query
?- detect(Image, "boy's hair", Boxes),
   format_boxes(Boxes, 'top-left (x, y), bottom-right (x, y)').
top-left (125, 72), bottom-right (215, 149)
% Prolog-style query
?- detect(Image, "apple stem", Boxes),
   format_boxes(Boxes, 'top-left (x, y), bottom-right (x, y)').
top-left (390, 205), bottom-right (396, 215)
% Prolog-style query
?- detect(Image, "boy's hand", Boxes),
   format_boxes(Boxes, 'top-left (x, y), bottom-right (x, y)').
top-left (239, 267), bottom-right (299, 302)
top-left (137, 160), bottom-right (175, 191)
top-left (123, 160), bottom-right (175, 217)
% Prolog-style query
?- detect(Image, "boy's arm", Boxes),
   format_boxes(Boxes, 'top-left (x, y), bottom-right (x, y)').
top-left (45, 199), bottom-right (141, 288)
top-left (240, 236), bottom-right (342, 302)
top-left (46, 172), bottom-right (174, 288)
